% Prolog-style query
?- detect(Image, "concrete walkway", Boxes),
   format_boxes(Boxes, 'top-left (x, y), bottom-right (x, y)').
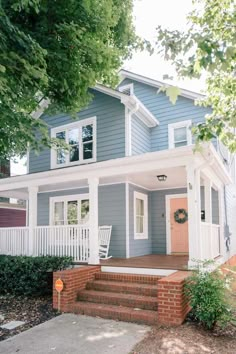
top-left (0, 314), bottom-right (150, 354)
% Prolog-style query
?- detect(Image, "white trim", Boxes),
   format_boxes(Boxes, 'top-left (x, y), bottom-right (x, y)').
top-left (0, 144), bottom-right (231, 193)
top-left (134, 191), bottom-right (148, 240)
top-left (119, 83), bottom-right (134, 96)
top-left (168, 120), bottom-right (192, 149)
top-left (50, 116), bottom-right (97, 169)
top-left (119, 69), bottom-right (204, 100)
top-left (49, 193), bottom-right (89, 226)
top-left (125, 182), bottom-right (130, 258)
top-left (0, 204), bottom-right (26, 211)
top-left (165, 193), bottom-right (187, 254)
top-left (101, 266), bottom-right (177, 276)
top-left (125, 107), bottom-right (132, 156)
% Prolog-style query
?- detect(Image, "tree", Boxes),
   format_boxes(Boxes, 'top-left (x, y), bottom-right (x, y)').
top-left (0, 0), bottom-right (138, 159)
top-left (156, 0), bottom-right (236, 152)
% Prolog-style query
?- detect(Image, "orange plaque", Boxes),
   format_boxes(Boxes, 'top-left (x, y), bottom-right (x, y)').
top-left (55, 278), bottom-right (64, 293)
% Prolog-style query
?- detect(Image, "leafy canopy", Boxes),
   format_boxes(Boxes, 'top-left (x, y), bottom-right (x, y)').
top-left (0, 0), bottom-right (138, 159)
top-left (156, 0), bottom-right (236, 152)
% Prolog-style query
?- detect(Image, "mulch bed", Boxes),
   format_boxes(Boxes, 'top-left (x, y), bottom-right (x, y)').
top-left (0, 295), bottom-right (59, 342)
top-left (131, 321), bottom-right (236, 354)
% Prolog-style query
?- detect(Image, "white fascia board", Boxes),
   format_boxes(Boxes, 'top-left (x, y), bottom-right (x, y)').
top-left (119, 69), bottom-right (204, 101)
top-left (0, 146), bottom-right (196, 192)
top-left (95, 84), bottom-right (158, 127)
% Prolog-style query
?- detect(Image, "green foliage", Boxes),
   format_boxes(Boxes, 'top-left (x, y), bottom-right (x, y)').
top-left (0, 255), bottom-right (72, 296)
top-left (185, 261), bottom-right (232, 329)
top-left (156, 0), bottom-right (236, 152)
top-left (0, 0), bottom-right (139, 159)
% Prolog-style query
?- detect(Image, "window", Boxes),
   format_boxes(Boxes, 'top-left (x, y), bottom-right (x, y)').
top-left (50, 194), bottom-right (90, 225)
top-left (134, 191), bottom-right (148, 239)
top-left (51, 117), bottom-right (96, 168)
top-left (119, 83), bottom-right (134, 96)
top-left (168, 120), bottom-right (192, 149)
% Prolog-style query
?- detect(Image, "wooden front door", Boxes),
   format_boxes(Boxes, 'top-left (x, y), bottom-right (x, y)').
top-left (170, 197), bottom-right (189, 254)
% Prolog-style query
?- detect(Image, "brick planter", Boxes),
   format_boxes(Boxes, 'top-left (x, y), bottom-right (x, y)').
top-left (157, 271), bottom-right (191, 325)
top-left (53, 266), bottom-right (101, 312)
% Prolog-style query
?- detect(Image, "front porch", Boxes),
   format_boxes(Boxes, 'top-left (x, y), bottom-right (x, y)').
top-left (0, 144), bottom-right (231, 269)
top-left (101, 254), bottom-right (189, 270)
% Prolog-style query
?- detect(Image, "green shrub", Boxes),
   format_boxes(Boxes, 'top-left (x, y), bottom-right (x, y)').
top-left (0, 255), bottom-right (72, 296)
top-left (185, 260), bottom-right (232, 329)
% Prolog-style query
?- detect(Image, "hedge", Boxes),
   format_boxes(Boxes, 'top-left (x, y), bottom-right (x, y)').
top-left (0, 255), bottom-right (72, 296)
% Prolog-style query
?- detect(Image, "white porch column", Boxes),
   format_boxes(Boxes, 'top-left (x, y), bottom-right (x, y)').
top-left (88, 177), bottom-right (100, 264)
top-left (28, 186), bottom-right (38, 255)
top-left (218, 186), bottom-right (226, 261)
top-left (204, 178), bottom-right (213, 258)
top-left (187, 164), bottom-right (201, 267)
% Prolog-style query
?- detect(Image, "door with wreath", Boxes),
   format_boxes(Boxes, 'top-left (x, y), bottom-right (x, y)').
top-left (170, 196), bottom-right (189, 254)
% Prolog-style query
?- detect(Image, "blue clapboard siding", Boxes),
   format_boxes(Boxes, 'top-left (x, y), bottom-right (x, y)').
top-left (151, 188), bottom-right (187, 254)
top-left (119, 78), bottom-right (211, 152)
top-left (128, 184), bottom-right (152, 257)
top-left (37, 184), bottom-right (126, 258)
top-left (131, 115), bottom-right (151, 155)
top-left (29, 89), bottom-right (125, 173)
top-left (98, 184), bottom-right (126, 258)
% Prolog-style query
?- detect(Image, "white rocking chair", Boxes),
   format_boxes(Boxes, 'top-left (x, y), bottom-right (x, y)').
top-left (98, 225), bottom-right (112, 259)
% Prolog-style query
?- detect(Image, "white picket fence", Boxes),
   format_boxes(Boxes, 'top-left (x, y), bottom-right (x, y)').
top-left (201, 222), bottom-right (220, 260)
top-left (0, 225), bottom-right (90, 262)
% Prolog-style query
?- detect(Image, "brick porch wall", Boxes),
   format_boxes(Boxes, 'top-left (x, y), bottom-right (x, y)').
top-left (53, 266), bottom-right (101, 312)
top-left (157, 271), bottom-right (191, 326)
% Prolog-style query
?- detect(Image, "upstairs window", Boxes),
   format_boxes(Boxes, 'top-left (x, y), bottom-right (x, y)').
top-left (168, 120), bottom-right (192, 149)
top-left (51, 117), bottom-right (96, 168)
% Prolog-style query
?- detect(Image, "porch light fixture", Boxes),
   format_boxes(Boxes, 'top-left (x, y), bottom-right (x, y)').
top-left (157, 174), bottom-right (167, 182)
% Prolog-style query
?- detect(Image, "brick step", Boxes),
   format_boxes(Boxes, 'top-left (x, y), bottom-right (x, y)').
top-left (77, 289), bottom-right (158, 310)
top-left (86, 279), bottom-right (158, 297)
top-left (71, 301), bottom-right (159, 325)
top-left (95, 272), bottom-right (161, 284)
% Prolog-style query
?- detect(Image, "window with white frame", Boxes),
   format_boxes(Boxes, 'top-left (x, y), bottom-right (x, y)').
top-left (134, 191), bottom-right (148, 239)
top-left (168, 120), bottom-right (192, 149)
top-left (51, 117), bottom-right (96, 168)
top-left (50, 194), bottom-right (90, 225)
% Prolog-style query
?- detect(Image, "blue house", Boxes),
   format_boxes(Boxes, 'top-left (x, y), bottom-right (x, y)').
top-left (0, 70), bottom-right (235, 272)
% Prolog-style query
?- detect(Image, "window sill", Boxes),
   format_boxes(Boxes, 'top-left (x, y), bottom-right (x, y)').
top-left (51, 158), bottom-right (97, 170)
top-left (134, 234), bottom-right (148, 240)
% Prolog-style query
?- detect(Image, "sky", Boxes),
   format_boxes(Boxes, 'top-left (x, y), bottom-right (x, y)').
top-left (11, 0), bottom-right (203, 176)
top-left (125, 0), bottom-right (205, 92)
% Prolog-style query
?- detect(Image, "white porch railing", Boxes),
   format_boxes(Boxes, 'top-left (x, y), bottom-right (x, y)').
top-left (34, 225), bottom-right (90, 261)
top-left (0, 227), bottom-right (30, 256)
top-left (0, 225), bottom-right (90, 262)
top-left (201, 222), bottom-right (220, 260)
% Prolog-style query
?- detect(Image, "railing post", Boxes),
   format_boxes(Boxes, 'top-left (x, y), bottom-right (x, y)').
top-left (88, 177), bottom-right (100, 265)
top-left (28, 186), bottom-right (38, 256)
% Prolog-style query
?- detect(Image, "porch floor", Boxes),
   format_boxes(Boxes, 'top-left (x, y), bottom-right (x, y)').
top-left (101, 254), bottom-right (189, 271)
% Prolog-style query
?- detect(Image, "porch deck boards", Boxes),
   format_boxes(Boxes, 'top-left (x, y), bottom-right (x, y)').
top-left (101, 254), bottom-right (189, 270)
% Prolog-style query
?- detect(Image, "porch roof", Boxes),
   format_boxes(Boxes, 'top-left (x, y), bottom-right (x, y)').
top-left (0, 143), bottom-right (231, 199)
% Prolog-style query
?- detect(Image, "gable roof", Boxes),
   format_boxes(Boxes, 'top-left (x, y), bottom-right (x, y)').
top-left (119, 69), bottom-right (204, 101)
top-left (94, 84), bottom-right (158, 127)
